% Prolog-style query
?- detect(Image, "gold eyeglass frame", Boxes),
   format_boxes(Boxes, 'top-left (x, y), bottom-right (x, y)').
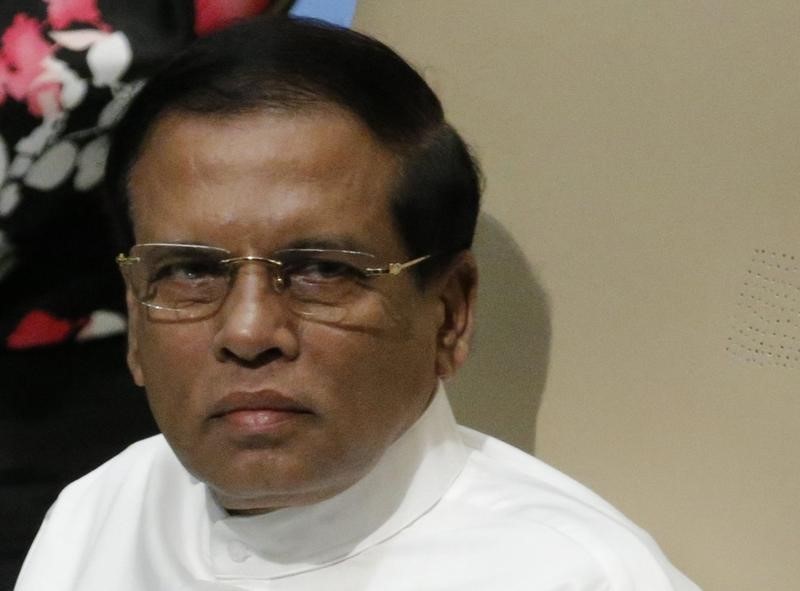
top-left (115, 243), bottom-right (432, 311)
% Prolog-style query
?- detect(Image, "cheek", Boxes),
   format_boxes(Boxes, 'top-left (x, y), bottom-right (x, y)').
top-left (302, 313), bottom-right (439, 428)
top-left (309, 311), bottom-right (434, 381)
top-left (134, 322), bottom-right (212, 418)
top-left (139, 323), bottom-right (202, 373)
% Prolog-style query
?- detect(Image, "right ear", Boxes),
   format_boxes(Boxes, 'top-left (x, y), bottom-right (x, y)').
top-left (125, 289), bottom-right (145, 387)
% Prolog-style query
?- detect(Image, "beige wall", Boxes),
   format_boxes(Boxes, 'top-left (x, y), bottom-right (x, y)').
top-left (354, 2), bottom-right (800, 590)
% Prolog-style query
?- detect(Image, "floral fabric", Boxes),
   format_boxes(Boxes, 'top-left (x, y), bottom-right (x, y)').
top-left (0, 0), bottom-right (284, 350)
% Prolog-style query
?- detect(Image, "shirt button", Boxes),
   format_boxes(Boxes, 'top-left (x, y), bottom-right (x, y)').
top-left (227, 540), bottom-right (251, 563)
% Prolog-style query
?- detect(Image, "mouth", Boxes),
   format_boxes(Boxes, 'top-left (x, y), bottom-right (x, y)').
top-left (209, 390), bottom-right (313, 434)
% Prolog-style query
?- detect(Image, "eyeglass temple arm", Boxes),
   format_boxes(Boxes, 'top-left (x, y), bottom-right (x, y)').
top-left (116, 254), bottom-right (139, 265)
top-left (364, 254), bottom-right (431, 276)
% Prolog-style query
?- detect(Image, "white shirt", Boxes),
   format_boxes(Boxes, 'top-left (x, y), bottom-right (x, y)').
top-left (15, 388), bottom-right (701, 590)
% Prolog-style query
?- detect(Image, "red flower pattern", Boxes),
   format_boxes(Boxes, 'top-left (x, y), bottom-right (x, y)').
top-left (46, 0), bottom-right (104, 30)
top-left (0, 0), bottom-right (276, 117)
top-left (0, 2), bottom-right (111, 116)
top-left (194, 0), bottom-right (271, 36)
top-left (0, 13), bottom-right (56, 115)
top-left (7, 310), bottom-right (88, 349)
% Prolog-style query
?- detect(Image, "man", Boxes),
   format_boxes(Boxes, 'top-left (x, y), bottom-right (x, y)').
top-left (16, 16), bottom-right (700, 590)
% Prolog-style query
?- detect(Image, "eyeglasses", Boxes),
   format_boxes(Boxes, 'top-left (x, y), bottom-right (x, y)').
top-left (116, 243), bottom-right (430, 323)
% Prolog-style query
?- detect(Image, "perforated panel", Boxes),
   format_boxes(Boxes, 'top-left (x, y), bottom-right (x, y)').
top-left (729, 249), bottom-right (800, 368)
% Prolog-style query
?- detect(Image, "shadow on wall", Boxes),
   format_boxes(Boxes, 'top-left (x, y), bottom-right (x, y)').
top-left (447, 212), bottom-right (551, 453)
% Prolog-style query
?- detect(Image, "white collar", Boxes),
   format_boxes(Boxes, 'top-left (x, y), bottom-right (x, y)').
top-left (206, 384), bottom-right (467, 580)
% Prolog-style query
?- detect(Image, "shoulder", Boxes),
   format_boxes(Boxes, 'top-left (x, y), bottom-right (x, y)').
top-left (15, 435), bottom-right (181, 589)
top-left (446, 426), bottom-right (700, 591)
top-left (31, 434), bottom-right (177, 538)
top-left (456, 426), bottom-right (625, 515)
top-left (17, 434), bottom-right (213, 589)
top-left (54, 434), bottom-right (174, 507)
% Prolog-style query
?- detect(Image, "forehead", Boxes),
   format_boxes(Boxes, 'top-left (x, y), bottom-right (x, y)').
top-left (128, 106), bottom-right (403, 253)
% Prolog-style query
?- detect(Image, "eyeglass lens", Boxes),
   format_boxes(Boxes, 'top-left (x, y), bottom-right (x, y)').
top-left (124, 244), bottom-right (390, 324)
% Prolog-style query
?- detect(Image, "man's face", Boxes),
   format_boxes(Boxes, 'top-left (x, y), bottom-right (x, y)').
top-left (125, 106), bottom-right (470, 513)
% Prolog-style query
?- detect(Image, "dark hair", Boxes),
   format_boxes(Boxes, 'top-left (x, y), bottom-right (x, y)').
top-left (105, 16), bottom-right (482, 284)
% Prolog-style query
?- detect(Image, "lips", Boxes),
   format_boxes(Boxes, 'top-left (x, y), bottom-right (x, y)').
top-left (209, 390), bottom-right (313, 433)
top-left (210, 390), bottom-right (311, 417)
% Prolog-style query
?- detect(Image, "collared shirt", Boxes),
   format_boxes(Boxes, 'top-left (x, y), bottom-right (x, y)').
top-left (15, 388), bottom-right (701, 590)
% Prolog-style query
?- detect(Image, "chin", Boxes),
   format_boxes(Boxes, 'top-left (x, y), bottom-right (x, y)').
top-left (201, 455), bottom-right (368, 512)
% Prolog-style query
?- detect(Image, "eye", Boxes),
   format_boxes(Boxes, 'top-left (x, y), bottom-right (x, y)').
top-left (150, 257), bottom-right (223, 283)
top-left (284, 257), bottom-right (366, 283)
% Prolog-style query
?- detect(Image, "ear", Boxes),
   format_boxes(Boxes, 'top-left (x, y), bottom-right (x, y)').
top-left (434, 251), bottom-right (478, 379)
top-left (125, 288), bottom-right (146, 387)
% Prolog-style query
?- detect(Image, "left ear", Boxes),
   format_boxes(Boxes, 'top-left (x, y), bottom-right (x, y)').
top-left (434, 251), bottom-right (478, 379)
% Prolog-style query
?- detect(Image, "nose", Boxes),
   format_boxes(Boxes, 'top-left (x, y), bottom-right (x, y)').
top-left (211, 265), bottom-right (300, 365)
